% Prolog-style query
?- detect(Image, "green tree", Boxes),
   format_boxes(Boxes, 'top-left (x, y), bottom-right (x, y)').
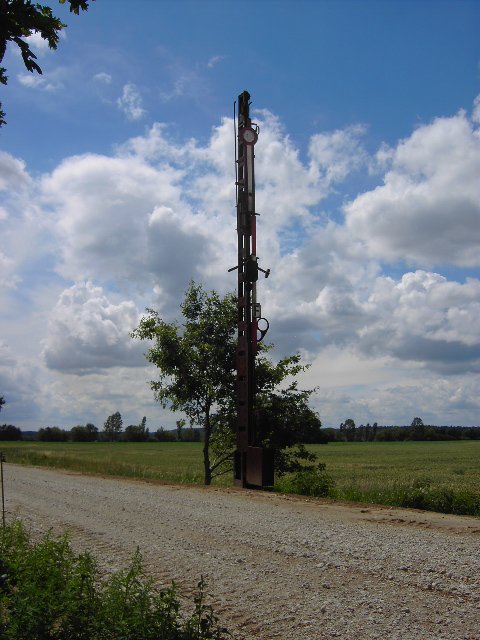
top-left (247, 348), bottom-right (324, 473)
top-left (255, 353), bottom-right (322, 445)
top-left (132, 282), bottom-right (324, 485)
top-left (410, 416), bottom-right (425, 440)
top-left (124, 417), bottom-right (149, 442)
top-left (0, 0), bottom-right (90, 126)
top-left (176, 419), bottom-right (186, 442)
top-left (182, 427), bottom-right (202, 442)
top-left (340, 418), bottom-right (356, 442)
top-left (84, 422), bottom-right (97, 440)
top-left (132, 283), bottom-right (237, 485)
top-left (38, 426), bottom-right (68, 441)
top-left (103, 411), bottom-right (123, 442)
top-left (0, 424), bottom-right (22, 440)
top-left (70, 422), bottom-right (98, 442)
top-left (154, 427), bottom-right (176, 442)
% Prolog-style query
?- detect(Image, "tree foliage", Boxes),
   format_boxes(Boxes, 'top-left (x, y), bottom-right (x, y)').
top-left (339, 418), bottom-right (356, 442)
top-left (103, 412), bottom-right (123, 442)
top-left (255, 350), bottom-right (323, 446)
top-left (0, 0), bottom-right (91, 126)
top-left (70, 422), bottom-right (98, 442)
top-left (255, 373), bottom-right (325, 474)
top-left (132, 283), bottom-right (237, 485)
top-left (220, 347), bottom-right (325, 475)
top-left (175, 419), bottom-right (186, 442)
top-left (38, 426), bottom-right (68, 441)
top-left (124, 417), bottom-right (149, 442)
top-left (154, 427), bottom-right (176, 442)
top-left (0, 424), bottom-right (22, 440)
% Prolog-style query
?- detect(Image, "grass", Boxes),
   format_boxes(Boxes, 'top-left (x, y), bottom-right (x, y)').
top-left (0, 442), bottom-right (209, 485)
top-left (1, 440), bottom-right (479, 515)
top-left (307, 441), bottom-right (480, 515)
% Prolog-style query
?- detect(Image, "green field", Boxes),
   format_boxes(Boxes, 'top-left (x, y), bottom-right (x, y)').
top-left (309, 441), bottom-right (480, 513)
top-left (0, 442), bottom-right (207, 485)
top-left (1, 440), bottom-right (479, 515)
top-left (311, 440), bottom-right (480, 492)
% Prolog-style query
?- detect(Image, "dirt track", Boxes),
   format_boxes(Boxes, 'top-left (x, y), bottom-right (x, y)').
top-left (5, 464), bottom-right (480, 639)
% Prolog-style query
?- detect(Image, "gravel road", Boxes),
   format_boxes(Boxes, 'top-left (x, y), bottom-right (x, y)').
top-left (5, 464), bottom-right (480, 639)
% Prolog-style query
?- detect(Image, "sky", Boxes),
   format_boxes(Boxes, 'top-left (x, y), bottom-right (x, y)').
top-left (1, 0), bottom-right (479, 431)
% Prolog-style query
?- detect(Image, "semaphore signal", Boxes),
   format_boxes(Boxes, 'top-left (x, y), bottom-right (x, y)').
top-left (229, 91), bottom-right (274, 488)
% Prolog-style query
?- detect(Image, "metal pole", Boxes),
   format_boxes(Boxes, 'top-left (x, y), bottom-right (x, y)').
top-left (1, 452), bottom-right (5, 528)
top-left (232, 91), bottom-right (273, 488)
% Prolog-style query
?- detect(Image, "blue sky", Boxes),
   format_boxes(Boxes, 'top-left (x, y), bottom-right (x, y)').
top-left (1, 0), bottom-right (479, 430)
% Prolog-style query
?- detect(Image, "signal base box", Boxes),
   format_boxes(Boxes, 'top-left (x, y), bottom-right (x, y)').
top-left (234, 447), bottom-right (274, 488)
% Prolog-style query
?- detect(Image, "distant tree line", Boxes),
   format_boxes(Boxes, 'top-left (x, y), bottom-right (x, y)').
top-left (2, 414), bottom-right (479, 443)
top-left (0, 425), bottom-right (23, 441)
top-left (0, 412), bottom-right (204, 442)
top-left (0, 395), bottom-right (23, 440)
top-left (323, 417), bottom-right (480, 442)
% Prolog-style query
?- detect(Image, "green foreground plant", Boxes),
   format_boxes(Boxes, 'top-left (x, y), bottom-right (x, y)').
top-left (0, 521), bottom-right (228, 640)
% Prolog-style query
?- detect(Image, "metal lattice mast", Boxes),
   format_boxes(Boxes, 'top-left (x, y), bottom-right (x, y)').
top-left (231, 91), bottom-right (272, 488)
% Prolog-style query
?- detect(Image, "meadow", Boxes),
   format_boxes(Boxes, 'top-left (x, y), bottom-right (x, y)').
top-left (0, 442), bottom-right (207, 485)
top-left (1, 440), bottom-right (479, 515)
top-left (309, 440), bottom-right (480, 514)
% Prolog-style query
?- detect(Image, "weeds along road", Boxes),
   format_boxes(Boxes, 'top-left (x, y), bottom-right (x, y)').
top-left (6, 465), bottom-right (480, 640)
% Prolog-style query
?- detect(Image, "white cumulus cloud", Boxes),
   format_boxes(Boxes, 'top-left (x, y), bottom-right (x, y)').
top-left (357, 271), bottom-right (480, 373)
top-left (0, 151), bottom-right (31, 191)
top-left (42, 282), bottom-right (145, 374)
top-left (345, 101), bottom-right (480, 268)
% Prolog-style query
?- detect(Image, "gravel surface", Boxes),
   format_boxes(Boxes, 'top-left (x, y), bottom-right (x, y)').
top-left (5, 464), bottom-right (480, 639)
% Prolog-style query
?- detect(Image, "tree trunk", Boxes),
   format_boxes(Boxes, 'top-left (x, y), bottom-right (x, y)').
top-left (203, 405), bottom-right (212, 485)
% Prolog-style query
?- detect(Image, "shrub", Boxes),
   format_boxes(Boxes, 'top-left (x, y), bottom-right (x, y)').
top-left (275, 465), bottom-right (335, 498)
top-left (274, 443), bottom-right (319, 475)
top-left (398, 480), bottom-right (480, 516)
top-left (0, 521), bottom-right (229, 640)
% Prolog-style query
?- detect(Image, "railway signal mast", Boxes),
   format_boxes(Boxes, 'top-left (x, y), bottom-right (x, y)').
top-left (230, 91), bottom-right (274, 488)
